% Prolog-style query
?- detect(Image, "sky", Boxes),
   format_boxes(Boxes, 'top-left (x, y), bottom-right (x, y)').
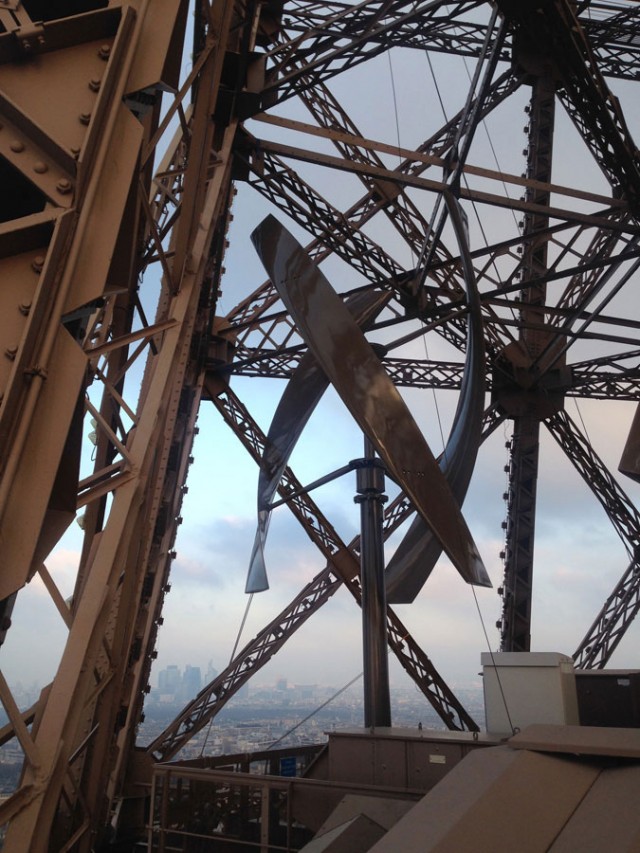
top-left (3, 4), bottom-right (640, 727)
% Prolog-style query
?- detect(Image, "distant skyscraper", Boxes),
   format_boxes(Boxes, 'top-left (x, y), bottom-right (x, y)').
top-left (182, 665), bottom-right (202, 698)
top-left (158, 665), bottom-right (181, 694)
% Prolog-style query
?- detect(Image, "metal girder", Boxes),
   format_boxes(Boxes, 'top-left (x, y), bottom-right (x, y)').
top-left (413, 7), bottom-right (507, 281)
top-left (497, 71), bottom-right (556, 652)
top-left (498, 420), bottom-right (540, 652)
top-left (0, 4), bottom-right (138, 605)
top-left (276, 0), bottom-right (640, 80)
top-left (585, 3), bottom-right (640, 78)
top-left (209, 384), bottom-right (363, 574)
top-left (547, 409), bottom-right (640, 668)
top-left (573, 555), bottom-right (640, 668)
top-left (151, 0), bottom-right (640, 779)
top-left (546, 410), bottom-right (640, 557)
top-left (223, 0), bottom-right (639, 679)
top-left (225, 348), bottom-right (640, 402)
top-left (497, 0), bottom-right (640, 205)
top-left (240, 139), bottom-right (470, 351)
top-left (285, 75), bottom-right (456, 265)
top-left (264, 0), bottom-right (640, 108)
top-left (559, 79), bottom-right (640, 202)
top-left (240, 125), bottom-right (626, 364)
top-left (527, 221), bottom-right (638, 378)
top-left (246, 136), bottom-right (629, 231)
top-left (229, 351), bottom-right (467, 385)
top-left (550, 226), bottom-right (637, 318)
top-left (264, 0), bottom-right (488, 105)
top-left (446, 212), bottom-right (640, 316)
top-left (0, 0), bottom-right (163, 841)
top-left (0, 0), bottom-right (239, 847)
top-left (242, 129), bottom-right (406, 282)
top-left (227, 215), bottom-right (640, 384)
top-left (265, 52), bottom-right (511, 319)
top-left (571, 355), bottom-right (640, 401)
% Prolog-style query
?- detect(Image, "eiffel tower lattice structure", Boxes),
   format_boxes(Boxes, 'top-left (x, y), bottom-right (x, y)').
top-left (0, 0), bottom-right (639, 849)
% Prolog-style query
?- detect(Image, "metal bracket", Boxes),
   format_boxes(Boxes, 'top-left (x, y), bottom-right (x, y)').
top-left (13, 21), bottom-right (46, 54)
top-left (268, 456), bottom-right (389, 510)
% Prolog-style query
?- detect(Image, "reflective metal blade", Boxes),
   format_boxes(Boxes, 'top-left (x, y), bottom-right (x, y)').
top-left (245, 289), bottom-right (389, 593)
top-left (251, 215), bottom-right (490, 589)
top-left (386, 192), bottom-right (489, 600)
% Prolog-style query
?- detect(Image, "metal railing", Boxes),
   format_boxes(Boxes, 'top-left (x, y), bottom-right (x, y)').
top-left (148, 745), bottom-right (423, 852)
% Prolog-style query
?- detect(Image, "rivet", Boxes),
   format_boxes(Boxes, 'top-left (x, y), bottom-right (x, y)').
top-left (33, 161), bottom-right (48, 174)
top-left (89, 78), bottom-right (101, 92)
top-left (98, 44), bottom-right (111, 60)
top-left (5, 346), bottom-right (17, 361)
top-left (19, 302), bottom-right (31, 316)
top-left (70, 147), bottom-right (81, 159)
top-left (10, 140), bottom-right (24, 153)
top-left (32, 256), bottom-right (45, 273)
top-left (79, 112), bottom-right (91, 126)
top-left (21, 40), bottom-right (32, 52)
top-left (56, 179), bottom-right (72, 195)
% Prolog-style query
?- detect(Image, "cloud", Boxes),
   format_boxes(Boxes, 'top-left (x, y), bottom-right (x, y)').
top-left (2, 582), bottom-right (70, 695)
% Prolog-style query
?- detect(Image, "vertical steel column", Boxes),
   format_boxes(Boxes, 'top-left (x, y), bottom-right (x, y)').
top-left (500, 73), bottom-right (555, 652)
top-left (356, 438), bottom-right (391, 728)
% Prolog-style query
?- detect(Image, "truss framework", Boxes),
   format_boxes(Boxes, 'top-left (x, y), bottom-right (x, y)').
top-left (0, 0), bottom-right (638, 849)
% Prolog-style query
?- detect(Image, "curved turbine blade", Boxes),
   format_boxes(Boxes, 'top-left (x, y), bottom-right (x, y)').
top-left (246, 509), bottom-right (271, 593)
top-left (386, 191), bottom-right (487, 601)
top-left (251, 214), bottom-right (490, 589)
top-left (245, 289), bottom-right (389, 593)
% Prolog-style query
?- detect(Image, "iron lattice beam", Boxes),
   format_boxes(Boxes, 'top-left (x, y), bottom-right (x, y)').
top-left (1, 0), bottom-right (639, 847)
top-left (0, 0), bottom-right (239, 846)
top-left (264, 0), bottom-right (488, 105)
top-left (498, 70), bottom-right (556, 652)
top-left (573, 556), bottom-right (640, 668)
top-left (546, 409), bottom-right (640, 667)
top-left (227, 66), bottom-right (523, 371)
top-left (226, 349), bottom-right (640, 402)
top-left (546, 409), bottom-right (640, 557)
top-left (497, 0), bottom-right (640, 205)
top-left (266, 0), bottom-right (640, 108)
top-left (127, 0), bottom-right (640, 784)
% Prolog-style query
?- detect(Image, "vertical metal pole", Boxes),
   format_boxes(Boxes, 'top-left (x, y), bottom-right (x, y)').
top-left (260, 783), bottom-right (270, 853)
top-left (356, 437), bottom-right (392, 728)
